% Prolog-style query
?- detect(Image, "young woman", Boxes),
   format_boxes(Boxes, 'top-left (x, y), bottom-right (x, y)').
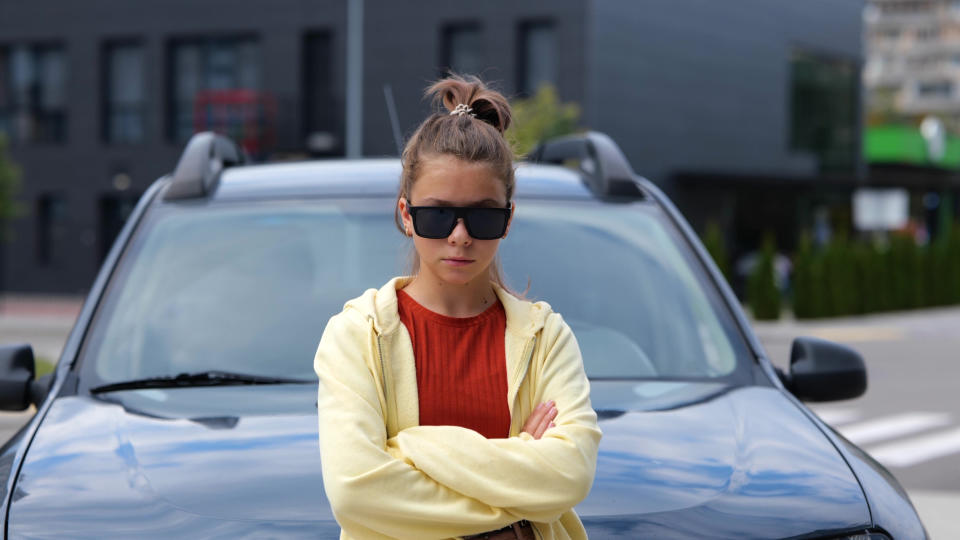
top-left (314, 75), bottom-right (602, 540)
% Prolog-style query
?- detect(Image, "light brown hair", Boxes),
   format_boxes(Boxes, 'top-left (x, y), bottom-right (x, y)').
top-left (395, 74), bottom-right (516, 290)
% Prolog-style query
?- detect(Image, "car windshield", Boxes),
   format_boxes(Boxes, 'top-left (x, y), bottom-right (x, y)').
top-left (81, 198), bottom-right (752, 386)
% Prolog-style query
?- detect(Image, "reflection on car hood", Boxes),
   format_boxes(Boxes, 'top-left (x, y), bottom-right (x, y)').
top-left (8, 383), bottom-right (869, 538)
top-left (583, 381), bottom-right (870, 538)
top-left (8, 386), bottom-right (339, 538)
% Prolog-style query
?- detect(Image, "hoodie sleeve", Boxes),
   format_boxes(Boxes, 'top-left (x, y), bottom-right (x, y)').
top-left (388, 313), bottom-right (602, 523)
top-left (315, 311), bottom-right (519, 539)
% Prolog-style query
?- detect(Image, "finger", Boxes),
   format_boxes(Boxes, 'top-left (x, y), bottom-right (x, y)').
top-left (522, 402), bottom-right (547, 434)
top-left (534, 406), bottom-right (558, 439)
top-left (529, 401), bottom-right (553, 427)
top-left (532, 420), bottom-right (546, 439)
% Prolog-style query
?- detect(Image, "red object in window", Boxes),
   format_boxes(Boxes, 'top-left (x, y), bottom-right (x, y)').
top-left (193, 90), bottom-right (277, 158)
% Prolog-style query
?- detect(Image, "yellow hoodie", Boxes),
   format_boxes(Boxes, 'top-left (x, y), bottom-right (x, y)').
top-left (314, 276), bottom-right (602, 540)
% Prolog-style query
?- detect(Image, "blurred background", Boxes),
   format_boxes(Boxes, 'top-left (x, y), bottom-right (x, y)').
top-left (0, 0), bottom-right (959, 535)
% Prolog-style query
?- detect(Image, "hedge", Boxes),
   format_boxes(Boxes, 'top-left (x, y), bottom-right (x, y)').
top-left (749, 232), bottom-right (782, 320)
top-left (790, 224), bottom-right (960, 319)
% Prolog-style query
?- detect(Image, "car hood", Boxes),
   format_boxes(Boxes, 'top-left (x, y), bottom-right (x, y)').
top-left (8, 383), bottom-right (870, 538)
top-left (579, 381), bottom-right (871, 538)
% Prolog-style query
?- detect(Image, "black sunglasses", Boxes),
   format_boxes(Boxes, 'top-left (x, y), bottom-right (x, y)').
top-left (406, 200), bottom-right (512, 240)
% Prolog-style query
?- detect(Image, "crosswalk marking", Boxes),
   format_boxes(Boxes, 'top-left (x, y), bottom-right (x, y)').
top-left (866, 427), bottom-right (960, 468)
top-left (811, 407), bottom-right (960, 468)
top-left (837, 412), bottom-right (952, 446)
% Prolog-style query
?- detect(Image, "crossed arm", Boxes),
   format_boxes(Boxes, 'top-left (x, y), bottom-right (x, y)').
top-left (315, 312), bottom-right (601, 539)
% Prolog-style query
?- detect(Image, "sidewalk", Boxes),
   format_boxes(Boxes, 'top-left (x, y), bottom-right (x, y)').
top-left (0, 294), bottom-right (83, 362)
top-left (0, 295), bottom-right (83, 320)
top-left (747, 304), bottom-right (960, 335)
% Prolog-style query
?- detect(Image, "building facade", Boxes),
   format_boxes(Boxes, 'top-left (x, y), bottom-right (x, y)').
top-left (864, 0), bottom-right (960, 124)
top-left (0, 0), bottom-right (863, 293)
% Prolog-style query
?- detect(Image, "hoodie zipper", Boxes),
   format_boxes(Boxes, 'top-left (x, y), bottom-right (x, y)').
top-left (510, 336), bottom-right (537, 429)
top-left (515, 336), bottom-right (543, 540)
top-left (367, 316), bottom-right (390, 436)
top-left (375, 334), bottom-right (388, 401)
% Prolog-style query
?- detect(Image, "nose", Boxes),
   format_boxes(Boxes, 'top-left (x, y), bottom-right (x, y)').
top-left (447, 218), bottom-right (472, 245)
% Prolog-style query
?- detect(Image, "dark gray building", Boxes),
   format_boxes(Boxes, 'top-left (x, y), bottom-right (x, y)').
top-left (0, 0), bottom-right (863, 293)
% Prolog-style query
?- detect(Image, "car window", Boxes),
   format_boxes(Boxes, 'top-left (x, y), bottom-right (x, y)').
top-left (80, 198), bottom-right (751, 385)
top-left (501, 202), bottom-right (749, 379)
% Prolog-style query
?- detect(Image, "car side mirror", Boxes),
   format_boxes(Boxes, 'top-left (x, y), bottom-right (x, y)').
top-left (787, 336), bottom-right (867, 402)
top-left (0, 344), bottom-right (36, 411)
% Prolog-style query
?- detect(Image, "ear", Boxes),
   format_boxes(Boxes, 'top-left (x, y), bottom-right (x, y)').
top-left (502, 201), bottom-right (515, 239)
top-left (398, 198), bottom-right (414, 236)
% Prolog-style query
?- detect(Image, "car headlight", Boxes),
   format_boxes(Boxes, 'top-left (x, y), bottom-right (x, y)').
top-left (835, 532), bottom-right (890, 540)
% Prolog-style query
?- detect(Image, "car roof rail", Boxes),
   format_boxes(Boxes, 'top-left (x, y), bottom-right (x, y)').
top-left (526, 131), bottom-right (642, 198)
top-left (164, 132), bottom-right (246, 201)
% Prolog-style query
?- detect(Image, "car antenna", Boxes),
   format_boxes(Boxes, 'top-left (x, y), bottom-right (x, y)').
top-left (383, 83), bottom-right (403, 156)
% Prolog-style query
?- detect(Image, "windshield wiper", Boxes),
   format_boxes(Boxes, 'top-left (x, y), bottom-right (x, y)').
top-left (89, 370), bottom-right (313, 394)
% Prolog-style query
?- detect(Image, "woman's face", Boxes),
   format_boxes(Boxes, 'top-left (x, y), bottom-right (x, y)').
top-left (398, 154), bottom-right (512, 287)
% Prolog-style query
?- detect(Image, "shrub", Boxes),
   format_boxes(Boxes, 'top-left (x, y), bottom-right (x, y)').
top-left (702, 221), bottom-right (730, 282)
top-left (792, 232), bottom-right (819, 319)
top-left (749, 232), bottom-right (781, 320)
top-left (790, 224), bottom-right (960, 318)
top-left (508, 85), bottom-right (581, 157)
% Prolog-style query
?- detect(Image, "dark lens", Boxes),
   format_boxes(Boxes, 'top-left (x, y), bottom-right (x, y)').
top-left (465, 208), bottom-right (509, 240)
top-left (413, 208), bottom-right (456, 238)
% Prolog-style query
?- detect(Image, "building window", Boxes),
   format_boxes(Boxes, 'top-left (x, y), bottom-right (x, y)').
top-left (0, 49), bottom-right (8, 138)
top-left (915, 26), bottom-right (940, 41)
top-left (517, 20), bottom-right (557, 95)
top-left (36, 193), bottom-right (66, 266)
top-left (789, 50), bottom-right (858, 174)
top-left (0, 44), bottom-right (67, 143)
top-left (876, 28), bottom-right (900, 40)
top-left (918, 80), bottom-right (953, 97)
top-left (98, 193), bottom-right (139, 262)
top-left (441, 23), bottom-right (483, 76)
top-left (168, 36), bottom-right (261, 143)
top-left (103, 42), bottom-right (146, 144)
top-left (303, 31), bottom-right (341, 156)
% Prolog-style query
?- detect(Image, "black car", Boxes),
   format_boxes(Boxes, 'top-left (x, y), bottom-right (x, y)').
top-left (0, 132), bottom-right (926, 539)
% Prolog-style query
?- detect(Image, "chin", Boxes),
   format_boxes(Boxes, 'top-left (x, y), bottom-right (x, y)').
top-left (437, 272), bottom-right (479, 286)
top-left (431, 265), bottom-right (488, 287)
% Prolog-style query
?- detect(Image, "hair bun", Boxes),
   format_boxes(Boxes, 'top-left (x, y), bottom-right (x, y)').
top-left (427, 74), bottom-right (512, 134)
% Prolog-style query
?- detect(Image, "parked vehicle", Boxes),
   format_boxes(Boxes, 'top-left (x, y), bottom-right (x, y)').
top-left (0, 132), bottom-right (925, 538)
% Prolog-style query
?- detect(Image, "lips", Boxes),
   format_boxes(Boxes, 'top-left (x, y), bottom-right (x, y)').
top-left (442, 257), bottom-right (474, 267)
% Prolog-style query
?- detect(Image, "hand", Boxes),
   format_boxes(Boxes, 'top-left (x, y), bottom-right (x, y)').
top-left (521, 401), bottom-right (557, 440)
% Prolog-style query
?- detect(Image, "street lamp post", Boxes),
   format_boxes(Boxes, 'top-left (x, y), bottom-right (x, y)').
top-left (346, 0), bottom-right (364, 158)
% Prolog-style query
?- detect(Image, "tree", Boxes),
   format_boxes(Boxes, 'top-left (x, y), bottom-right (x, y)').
top-left (792, 232), bottom-right (820, 319)
top-left (508, 85), bottom-right (581, 157)
top-left (821, 232), bottom-right (857, 316)
top-left (949, 224), bottom-right (960, 304)
top-left (748, 232), bottom-right (781, 320)
top-left (701, 221), bottom-right (730, 282)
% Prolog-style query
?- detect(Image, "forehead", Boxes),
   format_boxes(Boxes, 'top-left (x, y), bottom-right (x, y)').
top-left (410, 155), bottom-right (507, 204)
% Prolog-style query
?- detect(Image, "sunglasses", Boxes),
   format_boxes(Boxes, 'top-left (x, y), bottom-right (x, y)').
top-left (406, 199), bottom-right (512, 240)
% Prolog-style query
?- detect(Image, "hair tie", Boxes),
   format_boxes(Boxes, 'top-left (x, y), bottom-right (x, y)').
top-left (450, 103), bottom-right (476, 117)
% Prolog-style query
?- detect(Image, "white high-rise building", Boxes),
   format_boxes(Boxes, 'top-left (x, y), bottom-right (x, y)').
top-left (865, 0), bottom-right (960, 123)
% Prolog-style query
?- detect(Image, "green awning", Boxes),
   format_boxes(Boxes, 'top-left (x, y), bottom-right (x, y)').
top-left (866, 125), bottom-right (960, 168)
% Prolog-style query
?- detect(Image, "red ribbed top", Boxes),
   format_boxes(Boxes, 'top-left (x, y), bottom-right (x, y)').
top-left (396, 289), bottom-right (510, 439)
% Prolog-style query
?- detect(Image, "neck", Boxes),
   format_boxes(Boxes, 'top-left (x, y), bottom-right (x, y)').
top-left (403, 268), bottom-right (497, 318)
